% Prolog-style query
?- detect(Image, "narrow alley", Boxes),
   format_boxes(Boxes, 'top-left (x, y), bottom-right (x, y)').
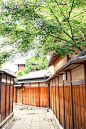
top-left (5, 104), bottom-right (60, 129)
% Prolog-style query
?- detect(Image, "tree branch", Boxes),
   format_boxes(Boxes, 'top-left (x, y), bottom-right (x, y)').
top-left (56, 1), bottom-right (74, 38)
top-left (68, 0), bottom-right (75, 19)
top-left (49, 6), bottom-right (83, 51)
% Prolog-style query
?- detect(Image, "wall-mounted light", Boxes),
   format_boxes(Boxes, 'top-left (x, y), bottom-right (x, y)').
top-left (63, 73), bottom-right (67, 81)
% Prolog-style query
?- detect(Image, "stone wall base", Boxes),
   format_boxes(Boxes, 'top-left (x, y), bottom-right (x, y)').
top-left (49, 108), bottom-right (63, 129)
top-left (0, 112), bottom-right (14, 129)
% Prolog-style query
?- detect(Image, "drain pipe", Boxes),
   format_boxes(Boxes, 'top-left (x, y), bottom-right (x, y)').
top-left (44, 73), bottom-right (50, 109)
top-left (44, 77), bottom-right (50, 108)
top-left (48, 82), bottom-right (50, 109)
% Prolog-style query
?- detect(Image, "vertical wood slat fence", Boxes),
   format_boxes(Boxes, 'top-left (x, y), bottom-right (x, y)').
top-left (0, 75), bottom-right (14, 123)
top-left (14, 82), bottom-right (49, 108)
top-left (49, 74), bottom-right (86, 129)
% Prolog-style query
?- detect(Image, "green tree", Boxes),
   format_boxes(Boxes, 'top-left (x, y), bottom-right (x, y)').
top-left (17, 57), bottom-right (48, 76)
top-left (17, 71), bottom-right (24, 77)
top-left (0, 0), bottom-right (86, 64)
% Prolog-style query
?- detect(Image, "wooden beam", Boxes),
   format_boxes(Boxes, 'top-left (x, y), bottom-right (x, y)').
top-left (63, 80), bottom-right (65, 129)
top-left (30, 83), bottom-right (31, 106)
top-left (58, 76), bottom-right (60, 122)
top-left (9, 77), bottom-right (11, 114)
top-left (84, 63), bottom-right (86, 129)
top-left (0, 74), bottom-right (2, 122)
top-left (53, 79), bottom-right (54, 113)
top-left (22, 86), bottom-right (23, 105)
top-left (5, 75), bottom-right (7, 117)
top-left (70, 70), bottom-right (74, 129)
top-left (15, 87), bottom-right (17, 103)
top-left (51, 80), bottom-right (52, 110)
top-left (12, 79), bottom-right (13, 112)
top-left (38, 82), bottom-right (40, 107)
top-left (48, 83), bottom-right (50, 108)
top-left (55, 78), bottom-right (57, 117)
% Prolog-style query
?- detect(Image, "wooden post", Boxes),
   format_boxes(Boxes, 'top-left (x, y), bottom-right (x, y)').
top-left (12, 78), bottom-right (14, 112)
top-left (22, 86), bottom-right (23, 105)
top-left (15, 87), bottom-right (17, 103)
top-left (48, 83), bottom-right (50, 108)
top-left (51, 80), bottom-right (52, 110)
top-left (58, 76), bottom-right (60, 122)
top-left (52, 79), bottom-right (54, 113)
top-left (9, 77), bottom-right (11, 114)
top-left (0, 74), bottom-right (2, 123)
top-left (38, 82), bottom-right (40, 107)
top-left (55, 78), bottom-right (57, 117)
top-left (30, 83), bottom-right (31, 106)
top-left (53, 79), bottom-right (54, 113)
top-left (84, 63), bottom-right (86, 129)
top-left (5, 75), bottom-right (7, 117)
top-left (63, 80), bottom-right (65, 129)
top-left (70, 70), bottom-right (74, 129)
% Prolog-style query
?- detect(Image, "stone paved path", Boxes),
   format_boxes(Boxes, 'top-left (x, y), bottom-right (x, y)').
top-left (5, 104), bottom-right (60, 129)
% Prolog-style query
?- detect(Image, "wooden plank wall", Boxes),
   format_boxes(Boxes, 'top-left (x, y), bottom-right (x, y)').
top-left (50, 78), bottom-right (86, 129)
top-left (14, 82), bottom-right (49, 108)
top-left (13, 87), bottom-right (16, 103)
top-left (40, 87), bottom-right (48, 107)
top-left (1, 85), bottom-right (5, 122)
top-left (10, 85), bottom-right (13, 113)
top-left (13, 87), bottom-right (17, 103)
top-left (31, 87), bottom-right (39, 106)
top-left (23, 88), bottom-right (30, 105)
top-left (1, 83), bottom-right (13, 122)
top-left (17, 87), bottom-right (22, 103)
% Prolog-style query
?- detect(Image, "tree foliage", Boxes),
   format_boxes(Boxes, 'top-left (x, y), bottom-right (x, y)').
top-left (0, 0), bottom-right (86, 64)
top-left (17, 56), bottom-right (48, 76)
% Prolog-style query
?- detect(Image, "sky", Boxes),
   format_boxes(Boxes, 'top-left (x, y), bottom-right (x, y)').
top-left (2, 61), bottom-right (18, 72)
top-left (2, 52), bottom-right (33, 72)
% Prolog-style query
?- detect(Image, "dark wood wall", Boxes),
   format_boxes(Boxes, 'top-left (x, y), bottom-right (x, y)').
top-left (0, 75), bottom-right (14, 123)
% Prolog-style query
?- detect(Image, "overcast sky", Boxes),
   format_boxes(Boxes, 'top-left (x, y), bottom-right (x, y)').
top-left (2, 52), bottom-right (33, 72)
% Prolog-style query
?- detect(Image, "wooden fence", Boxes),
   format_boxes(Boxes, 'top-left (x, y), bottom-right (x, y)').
top-left (49, 78), bottom-right (86, 129)
top-left (14, 82), bottom-right (49, 108)
top-left (0, 75), bottom-right (14, 123)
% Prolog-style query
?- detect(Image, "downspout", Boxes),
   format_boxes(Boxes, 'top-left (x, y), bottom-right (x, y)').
top-left (48, 82), bottom-right (50, 108)
top-left (44, 72), bottom-right (50, 109)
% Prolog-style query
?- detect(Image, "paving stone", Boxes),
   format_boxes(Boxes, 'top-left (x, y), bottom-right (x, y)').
top-left (6, 104), bottom-right (60, 129)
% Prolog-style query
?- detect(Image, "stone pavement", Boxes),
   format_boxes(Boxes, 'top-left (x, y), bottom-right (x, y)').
top-left (5, 104), bottom-right (60, 129)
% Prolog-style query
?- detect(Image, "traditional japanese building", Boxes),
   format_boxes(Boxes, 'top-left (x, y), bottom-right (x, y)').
top-left (15, 60), bottom-right (25, 72)
top-left (14, 70), bottom-right (51, 107)
top-left (0, 70), bottom-right (16, 129)
top-left (47, 50), bottom-right (86, 129)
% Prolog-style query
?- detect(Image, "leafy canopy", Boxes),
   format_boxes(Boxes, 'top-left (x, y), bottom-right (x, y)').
top-left (0, 0), bottom-right (86, 65)
top-left (17, 56), bottom-right (48, 77)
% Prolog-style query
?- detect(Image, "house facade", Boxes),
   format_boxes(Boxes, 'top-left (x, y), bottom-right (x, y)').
top-left (14, 70), bottom-right (51, 107)
top-left (15, 60), bottom-right (25, 72)
top-left (0, 70), bottom-right (15, 128)
top-left (47, 50), bottom-right (86, 129)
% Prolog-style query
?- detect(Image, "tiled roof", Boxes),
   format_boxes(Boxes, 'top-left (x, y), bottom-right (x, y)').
top-left (15, 60), bottom-right (26, 65)
top-left (0, 69), bottom-right (16, 78)
top-left (15, 79), bottom-right (46, 84)
top-left (17, 69), bottom-right (51, 80)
